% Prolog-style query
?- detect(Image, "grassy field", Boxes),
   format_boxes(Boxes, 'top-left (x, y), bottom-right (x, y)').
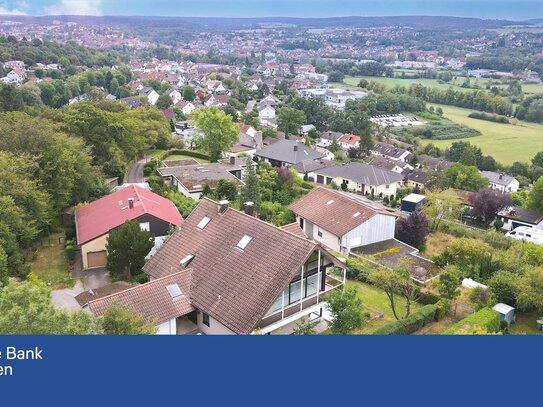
top-left (163, 154), bottom-right (209, 163)
top-left (29, 232), bottom-right (74, 289)
top-left (347, 280), bottom-right (423, 334)
top-left (343, 73), bottom-right (543, 95)
top-left (418, 104), bottom-right (543, 165)
top-left (509, 310), bottom-right (541, 335)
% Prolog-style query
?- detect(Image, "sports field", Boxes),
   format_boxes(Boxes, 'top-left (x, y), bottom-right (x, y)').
top-left (418, 104), bottom-right (543, 165)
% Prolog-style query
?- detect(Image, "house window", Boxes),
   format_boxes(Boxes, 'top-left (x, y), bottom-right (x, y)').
top-left (317, 229), bottom-right (323, 237)
top-left (139, 222), bottom-right (150, 232)
top-left (202, 312), bottom-right (210, 327)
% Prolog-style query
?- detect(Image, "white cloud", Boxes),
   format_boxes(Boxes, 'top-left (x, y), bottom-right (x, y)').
top-left (0, 1), bottom-right (28, 15)
top-left (45, 0), bottom-right (103, 16)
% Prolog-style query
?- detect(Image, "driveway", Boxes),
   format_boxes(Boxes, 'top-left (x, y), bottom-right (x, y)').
top-left (53, 267), bottom-right (111, 311)
top-left (126, 157), bottom-right (149, 183)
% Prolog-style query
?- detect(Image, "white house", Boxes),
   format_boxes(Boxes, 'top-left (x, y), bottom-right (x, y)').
top-left (166, 89), bottom-right (183, 105)
top-left (176, 100), bottom-right (197, 116)
top-left (497, 206), bottom-right (543, 231)
top-left (139, 87), bottom-right (159, 105)
top-left (481, 171), bottom-right (519, 193)
top-left (289, 187), bottom-right (398, 254)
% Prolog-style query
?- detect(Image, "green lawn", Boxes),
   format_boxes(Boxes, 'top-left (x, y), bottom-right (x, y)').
top-left (29, 232), bottom-right (74, 289)
top-left (509, 311), bottom-right (542, 335)
top-left (163, 154), bottom-right (210, 163)
top-left (343, 73), bottom-right (543, 95)
top-left (145, 149), bottom-right (167, 158)
top-left (347, 280), bottom-right (422, 334)
top-left (418, 104), bottom-right (543, 165)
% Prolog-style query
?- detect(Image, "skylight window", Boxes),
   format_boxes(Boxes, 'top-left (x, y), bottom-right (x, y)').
top-left (237, 235), bottom-right (252, 250)
top-left (353, 212), bottom-right (361, 218)
top-left (166, 284), bottom-right (183, 299)
top-left (180, 254), bottom-right (194, 267)
top-left (326, 200), bottom-right (334, 205)
top-left (197, 216), bottom-right (211, 230)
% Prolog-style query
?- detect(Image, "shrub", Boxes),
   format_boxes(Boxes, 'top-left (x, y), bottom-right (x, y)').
top-left (346, 257), bottom-right (373, 283)
top-left (444, 307), bottom-right (500, 334)
top-left (468, 111), bottom-right (510, 124)
top-left (418, 291), bottom-right (441, 305)
top-left (373, 305), bottom-right (437, 335)
top-left (65, 245), bottom-right (75, 261)
top-left (435, 298), bottom-right (449, 321)
top-left (493, 219), bottom-right (504, 231)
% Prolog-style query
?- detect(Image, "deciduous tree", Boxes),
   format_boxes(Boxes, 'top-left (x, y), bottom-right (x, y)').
top-left (192, 107), bottom-right (239, 162)
top-left (99, 301), bottom-right (157, 335)
top-left (326, 286), bottom-right (365, 334)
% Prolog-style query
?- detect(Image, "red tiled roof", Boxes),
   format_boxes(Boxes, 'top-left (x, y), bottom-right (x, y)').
top-left (338, 133), bottom-right (360, 145)
top-left (75, 185), bottom-right (183, 245)
top-left (280, 222), bottom-right (307, 238)
top-left (143, 198), bottom-right (318, 334)
top-left (88, 270), bottom-right (193, 324)
top-left (289, 187), bottom-right (383, 237)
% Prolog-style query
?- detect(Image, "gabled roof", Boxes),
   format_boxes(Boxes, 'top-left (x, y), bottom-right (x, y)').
top-left (289, 187), bottom-right (397, 237)
top-left (75, 185), bottom-right (183, 245)
top-left (87, 270), bottom-right (193, 324)
top-left (481, 171), bottom-right (517, 187)
top-left (143, 198), bottom-right (319, 334)
top-left (373, 141), bottom-right (411, 160)
top-left (255, 139), bottom-right (325, 165)
top-left (313, 162), bottom-right (404, 186)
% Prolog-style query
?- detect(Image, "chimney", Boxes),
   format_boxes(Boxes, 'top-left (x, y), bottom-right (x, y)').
top-left (128, 198), bottom-right (134, 209)
top-left (230, 156), bottom-right (235, 165)
top-left (218, 200), bottom-right (229, 213)
top-left (499, 174), bottom-right (503, 180)
top-left (294, 141), bottom-right (298, 152)
top-left (243, 201), bottom-right (254, 215)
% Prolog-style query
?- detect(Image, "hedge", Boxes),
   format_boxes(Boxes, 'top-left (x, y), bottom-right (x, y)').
top-left (160, 149), bottom-right (211, 161)
top-left (418, 291), bottom-right (441, 305)
top-left (444, 307), bottom-right (500, 334)
top-left (373, 305), bottom-right (437, 335)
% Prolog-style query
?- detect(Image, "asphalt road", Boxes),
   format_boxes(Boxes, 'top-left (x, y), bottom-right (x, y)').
top-left (126, 157), bottom-right (148, 183)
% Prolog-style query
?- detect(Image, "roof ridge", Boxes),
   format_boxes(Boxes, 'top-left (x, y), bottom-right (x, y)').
top-left (88, 268), bottom-right (192, 308)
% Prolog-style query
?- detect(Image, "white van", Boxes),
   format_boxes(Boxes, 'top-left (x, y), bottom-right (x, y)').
top-left (505, 226), bottom-right (543, 245)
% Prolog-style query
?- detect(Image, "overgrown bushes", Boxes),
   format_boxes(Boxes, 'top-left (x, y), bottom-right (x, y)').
top-left (444, 307), bottom-right (500, 334)
top-left (373, 304), bottom-right (437, 335)
top-left (468, 111), bottom-right (510, 124)
top-left (435, 299), bottom-right (449, 321)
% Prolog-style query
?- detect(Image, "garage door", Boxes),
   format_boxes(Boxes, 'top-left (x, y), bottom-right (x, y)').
top-left (87, 251), bottom-right (107, 268)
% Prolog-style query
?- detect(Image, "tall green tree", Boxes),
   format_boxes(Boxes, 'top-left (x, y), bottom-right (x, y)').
top-left (182, 86), bottom-right (196, 101)
top-left (106, 221), bottom-right (154, 279)
top-left (528, 176), bottom-right (543, 212)
top-left (239, 157), bottom-right (260, 208)
top-left (369, 268), bottom-right (417, 320)
top-left (192, 107), bottom-right (239, 162)
top-left (326, 286), bottom-right (365, 334)
top-left (444, 163), bottom-right (488, 191)
top-left (99, 301), bottom-right (158, 334)
top-left (0, 275), bottom-right (97, 334)
top-left (276, 107), bottom-right (306, 138)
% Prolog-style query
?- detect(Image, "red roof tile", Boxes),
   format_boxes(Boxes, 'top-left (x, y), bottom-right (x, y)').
top-left (88, 270), bottom-right (193, 324)
top-left (75, 185), bottom-right (183, 245)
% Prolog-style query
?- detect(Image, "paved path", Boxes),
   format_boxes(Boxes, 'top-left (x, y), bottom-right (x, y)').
top-left (126, 157), bottom-right (148, 183)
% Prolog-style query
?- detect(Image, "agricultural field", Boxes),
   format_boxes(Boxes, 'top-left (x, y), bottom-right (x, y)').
top-left (343, 73), bottom-right (543, 95)
top-left (418, 104), bottom-right (543, 165)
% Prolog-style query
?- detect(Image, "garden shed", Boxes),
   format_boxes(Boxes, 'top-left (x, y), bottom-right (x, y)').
top-left (492, 303), bottom-right (515, 326)
top-left (401, 193), bottom-right (426, 212)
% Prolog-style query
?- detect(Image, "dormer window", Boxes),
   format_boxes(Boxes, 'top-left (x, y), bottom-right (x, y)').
top-left (197, 216), bottom-right (211, 230)
top-left (237, 235), bottom-right (252, 250)
top-left (180, 254), bottom-right (194, 267)
top-left (353, 212), bottom-right (360, 218)
top-left (326, 200), bottom-right (334, 206)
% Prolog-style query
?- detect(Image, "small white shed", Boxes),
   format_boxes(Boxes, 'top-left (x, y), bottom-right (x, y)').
top-left (492, 303), bottom-right (515, 325)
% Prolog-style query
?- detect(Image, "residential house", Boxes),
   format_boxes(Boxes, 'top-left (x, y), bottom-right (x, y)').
top-left (255, 139), bottom-right (326, 167)
top-left (157, 157), bottom-right (254, 200)
top-left (481, 171), bottom-right (520, 193)
top-left (497, 206), bottom-right (543, 231)
top-left (228, 129), bottom-right (263, 158)
top-left (120, 97), bottom-right (144, 109)
top-left (94, 198), bottom-right (347, 335)
top-left (417, 154), bottom-right (453, 171)
top-left (337, 133), bottom-right (360, 150)
top-left (289, 187), bottom-right (398, 254)
top-left (75, 185), bottom-right (183, 270)
top-left (176, 100), bottom-right (197, 116)
top-left (317, 131), bottom-right (343, 148)
top-left (368, 156), bottom-right (412, 174)
top-left (372, 141), bottom-right (413, 163)
top-left (139, 87), bottom-right (160, 105)
top-left (404, 170), bottom-right (433, 190)
top-left (258, 103), bottom-right (276, 126)
top-left (166, 88), bottom-right (183, 105)
top-left (310, 162), bottom-right (404, 198)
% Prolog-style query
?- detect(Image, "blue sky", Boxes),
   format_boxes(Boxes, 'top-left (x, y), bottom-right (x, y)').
top-left (0, 1), bottom-right (541, 20)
